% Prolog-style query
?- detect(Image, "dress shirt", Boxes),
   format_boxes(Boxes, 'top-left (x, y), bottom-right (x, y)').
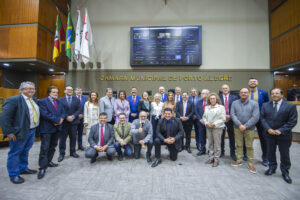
top-left (151, 102), bottom-right (164, 119)
top-left (22, 94), bottom-right (40, 128)
top-left (273, 99), bottom-right (283, 112)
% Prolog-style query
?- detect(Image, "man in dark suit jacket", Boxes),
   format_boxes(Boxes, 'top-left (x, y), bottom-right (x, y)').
top-left (176, 92), bottom-right (194, 153)
top-left (127, 87), bottom-right (141, 122)
top-left (174, 86), bottom-right (182, 103)
top-left (261, 88), bottom-right (298, 184)
top-left (188, 88), bottom-right (201, 151)
top-left (37, 86), bottom-right (65, 179)
top-left (219, 84), bottom-right (238, 160)
top-left (57, 86), bottom-right (81, 162)
top-left (248, 77), bottom-right (269, 166)
top-left (151, 108), bottom-right (184, 167)
top-left (159, 86), bottom-right (167, 102)
top-left (85, 112), bottom-right (116, 163)
top-left (0, 81), bottom-right (40, 184)
top-left (74, 87), bottom-right (88, 150)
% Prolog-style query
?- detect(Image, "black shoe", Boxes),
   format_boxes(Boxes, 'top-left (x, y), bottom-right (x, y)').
top-left (90, 157), bottom-right (97, 163)
top-left (118, 154), bottom-right (124, 161)
top-left (282, 174), bottom-right (292, 184)
top-left (146, 154), bottom-right (152, 163)
top-left (78, 146), bottom-right (85, 151)
top-left (20, 169), bottom-right (37, 175)
top-left (220, 152), bottom-right (224, 157)
top-left (151, 159), bottom-right (162, 168)
top-left (10, 176), bottom-right (25, 184)
top-left (186, 147), bottom-right (192, 153)
top-left (58, 155), bottom-right (64, 162)
top-left (70, 152), bottom-right (80, 158)
top-left (48, 162), bottom-right (58, 167)
top-left (197, 151), bottom-right (205, 156)
top-left (37, 169), bottom-right (46, 179)
top-left (265, 168), bottom-right (276, 176)
top-left (197, 146), bottom-right (201, 151)
top-left (231, 154), bottom-right (237, 161)
top-left (107, 155), bottom-right (112, 161)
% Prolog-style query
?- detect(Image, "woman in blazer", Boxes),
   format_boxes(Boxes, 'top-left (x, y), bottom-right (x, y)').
top-left (114, 90), bottom-right (130, 123)
top-left (138, 91), bottom-right (151, 119)
top-left (202, 93), bottom-right (226, 167)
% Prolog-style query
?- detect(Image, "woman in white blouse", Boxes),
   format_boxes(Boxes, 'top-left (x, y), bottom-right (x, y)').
top-left (150, 93), bottom-right (164, 140)
top-left (84, 92), bottom-right (100, 147)
top-left (202, 93), bottom-right (226, 167)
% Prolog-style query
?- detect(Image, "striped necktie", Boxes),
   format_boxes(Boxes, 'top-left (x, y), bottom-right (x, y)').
top-left (28, 98), bottom-right (38, 123)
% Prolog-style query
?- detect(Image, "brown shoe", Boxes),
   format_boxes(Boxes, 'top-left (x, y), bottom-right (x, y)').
top-left (212, 160), bottom-right (219, 167)
top-left (232, 161), bottom-right (242, 167)
top-left (248, 164), bottom-right (257, 174)
top-left (205, 159), bottom-right (214, 164)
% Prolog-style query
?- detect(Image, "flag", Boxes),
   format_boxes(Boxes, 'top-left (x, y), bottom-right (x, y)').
top-left (80, 8), bottom-right (93, 64)
top-left (65, 8), bottom-right (75, 61)
top-left (74, 10), bottom-right (81, 63)
top-left (52, 12), bottom-right (66, 62)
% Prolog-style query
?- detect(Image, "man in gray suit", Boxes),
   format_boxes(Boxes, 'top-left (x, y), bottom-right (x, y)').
top-left (130, 111), bottom-right (153, 163)
top-left (85, 112), bottom-right (116, 163)
top-left (100, 88), bottom-right (116, 125)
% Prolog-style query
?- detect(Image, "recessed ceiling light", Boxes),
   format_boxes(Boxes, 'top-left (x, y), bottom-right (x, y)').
top-left (288, 67), bottom-right (294, 71)
top-left (49, 68), bottom-right (55, 72)
top-left (3, 63), bottom-right (10, 67)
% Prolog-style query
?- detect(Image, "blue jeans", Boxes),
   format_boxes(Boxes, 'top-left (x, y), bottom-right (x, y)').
top-left (114, 142), bottom-right (133, 156)
top-left (7, 128), bottom-right (36, 178)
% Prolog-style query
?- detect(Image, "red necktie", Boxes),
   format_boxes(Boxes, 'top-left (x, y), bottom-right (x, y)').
top-left (100, 125), bottom-right (104, 146)
top-left (78, 95), bottom-right (81, 102)
top-left (53, 99), bottom-right (57, 110)
top-left (225, 96), bottom-right (229, 114)
top-left (203, 101), bottom-right (206, 110)
top-left (133, 96), bottom-right (135, 104)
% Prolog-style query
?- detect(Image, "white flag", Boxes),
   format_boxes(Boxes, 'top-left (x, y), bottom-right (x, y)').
top-left (80, 8), bottom-right (93, 64)
top-left (74, 10), bottom-right (81, 63)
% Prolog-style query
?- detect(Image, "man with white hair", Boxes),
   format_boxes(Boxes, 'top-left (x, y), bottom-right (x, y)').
top-left (174, 87), bottom-right (182, 103)
top-left (0, 81), bottom-right (40, 184)
top-left (159, 86), bottom-right (167, 103)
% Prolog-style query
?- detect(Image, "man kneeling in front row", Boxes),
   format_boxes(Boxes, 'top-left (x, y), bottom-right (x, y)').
top-left (85, 112), bottom-right (116, 163)
top-left (152, 108), bottom-right (184, 167)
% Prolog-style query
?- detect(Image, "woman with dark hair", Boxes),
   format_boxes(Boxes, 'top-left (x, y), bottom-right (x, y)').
top-left (114, 90), bottom-right (130, 123)
top-left (84, 91), bottom-right (100, 147)
top-left (162, 92), bottom-right (176, 118)
top-left (138, 91), bottom-right (151, 119)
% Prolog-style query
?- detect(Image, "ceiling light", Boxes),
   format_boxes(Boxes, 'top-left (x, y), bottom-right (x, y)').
top-left (49, 68), bottom-right (55, 72)
top-left (288, 67), bottom-right (294, 71)
top-left (3, 63), bottom-right (10, 67)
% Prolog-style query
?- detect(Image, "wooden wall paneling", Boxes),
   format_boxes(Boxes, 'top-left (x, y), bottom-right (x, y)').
top-left (270, 0), bottom-right (300, 39)
top-left (269, 0), bottom-right (286, 12)
top-left (274, 74), bottom-right (300, 98)
top-left (0, 28), bottom-right (9, 58)
top-left (271, 27), bottom-right (300, 68)
top-left (37, 74), bottom-right (65, 99)
top-left (0, 69), bottom-right (2, 87)
top-left (0, 0), bottom-right (39, 25)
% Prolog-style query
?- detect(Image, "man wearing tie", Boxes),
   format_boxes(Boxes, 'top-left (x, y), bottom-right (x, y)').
top-left (159, 86), bottom-right (167, 103)
top-left (85, 112), bottom-right (116, 163)
top-left (74, 87), bottom-right (87, 151)
top-left (127, 87), bottom-right (141, 122)
top-left (174, 87), bottom-right (182, 103)
top-left (100, 88), bottom-right (116, 125)
top-left (195, 89), bottom-right (209, 156)
top-left (219, 84), bottom-right (238, 160)
top-left (176, 92), bottom-right (194, 153)
top-left (248, 77), bottom-right (269, 166)
top-left (261, 88), bottom-right (297, 184)
top-left (58, 86), bottom-right (81, 162)
top-left (0, 81), bottom-right (40, 184)
top-left (37, 86), bottom-right (65, 179)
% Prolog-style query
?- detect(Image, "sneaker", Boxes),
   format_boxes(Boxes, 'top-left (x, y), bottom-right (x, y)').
top-left (232, 161), bottom-right (242, 167)
top-left (205, 159), bottom-right (214, 164)
top-left (248, 165), bottom-right (257, 174)
top-left (212, 160), bottom-right (219, 167)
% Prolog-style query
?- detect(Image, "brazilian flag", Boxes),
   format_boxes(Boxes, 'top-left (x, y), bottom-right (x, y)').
top-left (66, 8), bottom-right (75, 61)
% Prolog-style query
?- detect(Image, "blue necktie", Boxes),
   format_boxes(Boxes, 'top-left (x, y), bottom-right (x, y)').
top-left (251, 91), bottom-right (254, 100)
top-left (68, 97), bottom-right (71, 106)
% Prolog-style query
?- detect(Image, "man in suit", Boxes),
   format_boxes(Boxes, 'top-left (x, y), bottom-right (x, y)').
top-left (57, 86), bottom-right (81, 162)
top-left (287, 84), bottom-right (298, 101)
top-left (100, 88), bottom-right (116, 125)
top-left (37, 86), bottom-right (65, 179)
top-left (127, 87), bottom-right (141, 122)
top-left (248, 77), bottom-right (269, 166)
top-left (114, 113), bottom-right (133, 161)
top-left (0, 81), bottom-right (40, 184)
top-left (152, 108), bottom-right (184, 167)
top-left (130, 111), bottom-right (153, 163)
top-left (159, 86), bottom-right (167, 102)
top-left (219, 84), bottom-right (238, 160)
top-left (174, 86), bottom-right (182, 104)
top-left (85, 112), bottom-right (116, 163)
top-left (195, 89), bottom-right (209, 156)
top-left (74, 87), bottom-right (87, 150)
top-left (261, 88), bottom-right (298, 184)
top-left (176, 92), bottom-right (194, 153)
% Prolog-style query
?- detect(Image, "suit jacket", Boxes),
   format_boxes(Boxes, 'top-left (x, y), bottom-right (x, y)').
top-left (175, 101), bottom-right (194, 123)
top-left (75, 95), bottom-right (88, 114)
top-left (88, 123), bottom-right (115, 147)
top-left (127, 95), bottom-right (141, 115)
top-left (114, 122), bottom-right (132, 145)
top-left (188, 96), bottom-right (200, 107)
top-left (219, 94), bottom-right (238, 113)
top-left (58, 96), bottom-right (81, 125)
top-left (114, 99), bottom-right (130, 119)
top-left (160, 93), bottom-right (167, 103)
top-left (195, 99), bottom-right (205, 121)
top-left (261, 100), bottom-right (298, 137)
top-left (156, 117), bottom-right (184, 151)
top-left (38, 97), bottom-right (66, 134)
top-left (251, 89), bottom-right (269, 110)
top-left (100, 96), bottom-right (116, 122)
top-left (0, 94), bottom-right (37, 141)
top-left (174, 95), bottom-right (182, 103)
top-left (130, 119), bottom-right (153, 144)
top-left (137, 100), bottom-right (151, 114)
top-left (202, 104), bottom-right (226, 128)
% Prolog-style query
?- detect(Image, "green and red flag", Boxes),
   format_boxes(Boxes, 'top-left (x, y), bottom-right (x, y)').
top-left (52, 12), bottom-right (66, 62)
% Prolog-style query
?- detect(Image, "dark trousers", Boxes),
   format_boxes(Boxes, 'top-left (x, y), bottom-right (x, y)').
top-left (7, 128), bottom-right (36, 178)
top-left (151, 115), bottom-right (160, 141)
top-left (256, 120), bottom-right (268, 160)
top-left (133, 141), bottom-right (153, 159)
top-left (221, 120), bottom-right (235, 155)
top-left (266, 135), bottom-right (292, 175)
top-left (59, 124), bottom-right (77, 155)
top-left (107, 117), bottom-right (115, 125)
top-left (39, 132), bottom-right (60, 169)
top-left (197, 122), bottom-right (207, 152)
top-left (182, 120), bottom-right (193, 148)
top-left (77, 120), bottom-right (84, 148)
top-left (129, 113), bottom-right (138, 122)
top-left (193, 118), bottom-right (200, 147)
top-left (154, 138), bottom-right (178, 161)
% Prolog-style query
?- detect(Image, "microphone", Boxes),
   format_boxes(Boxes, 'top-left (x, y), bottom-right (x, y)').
top-left (141, 122), bottom-right (144, 127)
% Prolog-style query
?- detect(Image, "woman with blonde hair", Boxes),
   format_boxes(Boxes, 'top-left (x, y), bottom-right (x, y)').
top-left (162, 92), bottom-right (176, 118)
top-left (202, 92), bottom-right (226, 167)
top-left (84, 91), bottom-right (100, 147)
top-left (138, 91), bottom-right (151, 119)
top-left (150, 93), bottom-right (164, 140)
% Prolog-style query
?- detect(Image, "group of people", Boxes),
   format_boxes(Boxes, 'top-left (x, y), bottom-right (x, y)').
top-left (0, 77), bottom-right (297, 185)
